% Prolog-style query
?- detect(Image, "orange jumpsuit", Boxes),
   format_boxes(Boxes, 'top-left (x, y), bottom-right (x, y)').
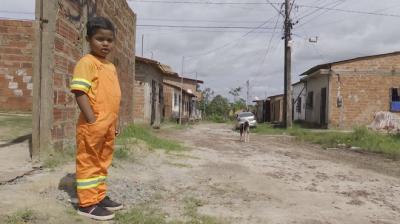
top-left (70, 54), bottom-right (121, 207)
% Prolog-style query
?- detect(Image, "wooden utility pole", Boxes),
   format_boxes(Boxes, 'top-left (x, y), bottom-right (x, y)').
top-left (141, 34), bottom-right (144, 56)
top-left (246, 80), bottom-right (250, 110)
top-left (179, 56), bottom-right (184, 125)
top-left (284, 0), bottom-right (293, 128)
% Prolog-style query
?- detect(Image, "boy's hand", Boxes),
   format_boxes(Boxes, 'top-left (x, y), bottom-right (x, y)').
top-left (74, 91), bottom-right (96, 124)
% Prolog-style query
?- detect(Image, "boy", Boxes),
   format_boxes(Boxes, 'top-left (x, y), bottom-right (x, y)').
top-left (70, 17), bottom-right (123, 221)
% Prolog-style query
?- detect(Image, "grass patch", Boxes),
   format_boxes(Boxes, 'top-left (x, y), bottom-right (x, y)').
top-left (183, 197), bottom-right (223, 224)
top-left (162, 121), bottom-right (193, 130)
top-left (42, 148), bottom-right (75, 169)
top-left (251, 123), bottom-right (289, 135)
top-left (0, 114), bottom-right (32, 141)
top-left (114, 145), bottom-right (132, 161)
top-left (115, 199), bottom-right (225, 224)
top-left (1, 209), bottom-right (37, 224)
top-left (167, 162), bottom-right (193, 168)
top-left (254, 123), bottom-right (400, 159)
top-left (118, 124), bottom-right (183, 152)
top-left (206, 115), bottom-right (230, 124)
top-left (115, 206), bottom-right (168, 224)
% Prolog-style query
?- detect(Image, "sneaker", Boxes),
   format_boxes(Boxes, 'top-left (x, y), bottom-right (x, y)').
top-left (77, 205), bottom-right (115, 221)
top-left (98, 196), bottom-right (124, 211)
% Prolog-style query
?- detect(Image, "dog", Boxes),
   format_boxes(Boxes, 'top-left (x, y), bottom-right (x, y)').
top-left (239, 121), bottom-right (250, 143)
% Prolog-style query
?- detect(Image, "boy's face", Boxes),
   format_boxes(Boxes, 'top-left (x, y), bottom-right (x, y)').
top-left (87, 28), bottom-right (114, 59)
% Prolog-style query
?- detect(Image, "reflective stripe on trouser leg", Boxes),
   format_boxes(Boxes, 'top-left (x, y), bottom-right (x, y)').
top-left (76, 124), bottom-right (106, 207)
top-left (98, 125), bottom-right (116, 202)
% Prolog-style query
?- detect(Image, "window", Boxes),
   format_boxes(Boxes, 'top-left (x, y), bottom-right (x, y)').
top-left (306, 91), bottom-right (314, 109)
top-left (296, 97), bottom-right (302, 113)
top-left (391, 88), bottom-right (400, 112)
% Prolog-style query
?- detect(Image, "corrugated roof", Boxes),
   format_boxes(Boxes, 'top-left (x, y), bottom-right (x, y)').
top-left (163, 82), bottom-right (197, 97)
top-left (135, 56), bottom-right (204, 84)
top-left (300, 51), bottom-right (400, 76)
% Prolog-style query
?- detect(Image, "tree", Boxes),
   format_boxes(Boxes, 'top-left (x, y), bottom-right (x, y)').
top-left (231, 98), bottom-right (246, 113)
top-left (229, 87), bottom-right (242, 102)
top-left (207, 95), bottom-right (230, 118)
top-left (198, 87), bottom-right (214, 116)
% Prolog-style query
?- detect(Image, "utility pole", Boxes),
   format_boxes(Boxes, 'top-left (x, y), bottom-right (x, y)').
top-left (179, 56), bottom-right (184, 125)
top-left (284, 0), bottom-right (293, 128)
top-left (141, 34), bottom-right (144, 56)
top-left (246, 80), bottom-right (250, 111)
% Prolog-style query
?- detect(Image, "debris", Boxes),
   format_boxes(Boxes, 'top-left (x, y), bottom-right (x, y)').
top-left (368, 111), bottom-right (400, 133)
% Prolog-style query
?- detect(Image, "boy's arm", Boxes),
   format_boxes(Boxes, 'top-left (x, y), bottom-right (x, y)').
top-left (74, 91), bottom-right (96, 123)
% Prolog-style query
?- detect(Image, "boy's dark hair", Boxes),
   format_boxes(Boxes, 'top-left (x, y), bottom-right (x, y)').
top-left (86, 17), bottom-right (115, 38)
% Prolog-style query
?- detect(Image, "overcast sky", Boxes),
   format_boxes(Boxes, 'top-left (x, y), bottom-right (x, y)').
top-left (2, 0), bottom-right (400, 102)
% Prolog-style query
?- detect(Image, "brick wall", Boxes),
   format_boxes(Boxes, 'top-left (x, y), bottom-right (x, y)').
top-left (329, 73), bottom-right (400, 128)
top-left (0, 20), bottom-right (34, 112)
top-left (163, 84), bottom-right (174, 120)
top-left (328, 54), bottom-right (400, 128)
top-left (133, 80), bottom-right (145, 121)
top-left (134, 61), bottom-right (163, 125)
top-left (35, 0), bottom-right (136, 153)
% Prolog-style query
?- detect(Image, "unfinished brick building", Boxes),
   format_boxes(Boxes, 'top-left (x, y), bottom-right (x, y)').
top-left (300, 51), bottom-right (400, 129)
top-left (163, 75), bottom-right (203, 122)
top-left (0, 20), bottom-right (34, 112)
top-left (33, 0), bottom-right (136, 160)
top-left (134, 56), bottom-right (166, 126)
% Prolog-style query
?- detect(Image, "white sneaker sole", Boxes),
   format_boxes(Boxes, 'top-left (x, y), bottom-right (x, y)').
top-left (77, 210), bottom-right (115, 221)
top-left (104, 204), bottom-right (124, 211)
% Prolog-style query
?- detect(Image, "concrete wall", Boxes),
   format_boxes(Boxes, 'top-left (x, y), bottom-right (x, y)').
top-left (304, 74), bottom-right (329, 125)
top-left (0, 20), bottom-right (34, 112)
top-left (33, 0), bottom-right (136, 158)
top-left (292, 82), bottom-right (306, 121)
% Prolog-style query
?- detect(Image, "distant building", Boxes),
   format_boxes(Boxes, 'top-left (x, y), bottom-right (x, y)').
top-left (269, 94), bottom-right (284, 123)
top-left (134, 57), bottom-right (165, 127)
top-left (300, 51), bottom-right (400, 128)
top-left (163, 75), bottom-right (203, 122)
top-left (253, 99), bottom-right (270, 123)
top-left (292, 81), bottom-right (306, 121)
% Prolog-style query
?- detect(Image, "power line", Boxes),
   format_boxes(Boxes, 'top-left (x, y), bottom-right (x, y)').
top-left (131, 0), bottom-right (400, 18)
top-left (265, 0), bottom-right (285, 16)
top-left (254, 9), bottom-right (283, 77)
top-left (130, 0), bottom-right (281, 5)
top-left (0, 10), bottom-right (34, 15)
top-left (137, 27), bottom-right (279, 33)
top-left (137, 24), bottom-right (277, 29)
top-left (296, 0), bottom-right (345, 21)
top-left (296, 4), bottom-right (400, 18)
top-left (296, 0), bottom-right (347, 28)
top-left (185, 16), bottom-right (278, 58)
top-left (138, 17), bottom-right (276, 24)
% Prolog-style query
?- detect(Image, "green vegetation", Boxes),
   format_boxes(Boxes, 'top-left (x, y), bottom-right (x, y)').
top-left (118, 124), bottom-right (183, 152)
top-left (162, 121), bottom-right (193, 130)
top-left (254, 123), bottom-right (400, 159)
top-left (115, 199), bottom-right (225, 224)
top-left (1, 209), bottom-right (37, 224)
top-left (42, 148), bottom-right (75, 169)
top-left (0, 113), bottom-right (32, 141)
top-left (182, 197), bottom-right (223, 224)
top-left (115, 206), bottom-right (167, 224)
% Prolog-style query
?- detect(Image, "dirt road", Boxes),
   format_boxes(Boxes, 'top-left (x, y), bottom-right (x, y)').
top-left (0, 123), bottom-right (399, 223)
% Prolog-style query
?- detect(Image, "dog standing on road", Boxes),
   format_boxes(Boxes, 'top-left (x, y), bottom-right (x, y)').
top-left (239, 121), bottom-right (250, 143)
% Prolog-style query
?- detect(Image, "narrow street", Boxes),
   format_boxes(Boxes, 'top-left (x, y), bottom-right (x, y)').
top-left (0, 123), bottom-right (399, 224)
